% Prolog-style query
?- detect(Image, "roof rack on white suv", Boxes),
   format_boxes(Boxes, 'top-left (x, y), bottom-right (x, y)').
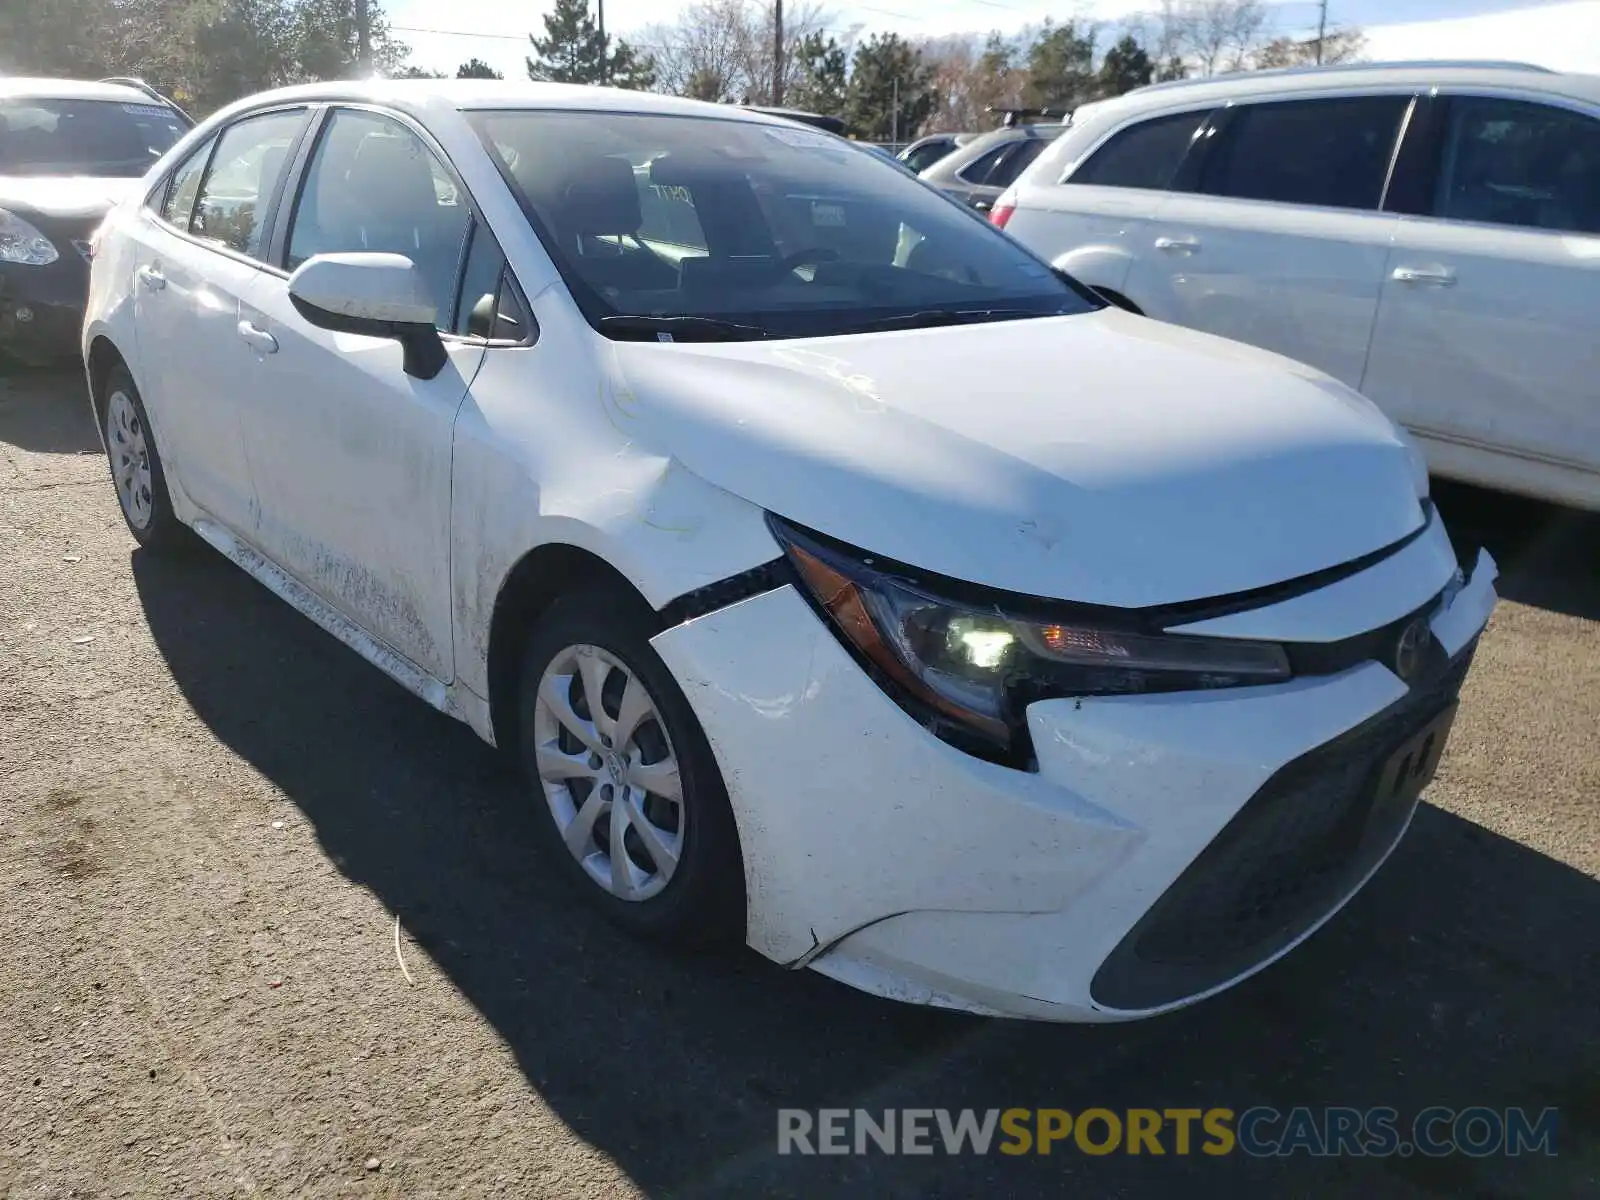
top-left (1133, 59), bottom-right (1554, 96)
top-left (98, 75), bottom-right (193, 122)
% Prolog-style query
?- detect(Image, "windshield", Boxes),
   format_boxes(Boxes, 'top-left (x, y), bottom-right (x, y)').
top-left (470, 109), bottom-right (1097, 339)
top-left (0, 99), bottom-right (187, 177)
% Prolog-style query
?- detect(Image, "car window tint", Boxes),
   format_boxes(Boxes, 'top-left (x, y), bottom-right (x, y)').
top-left (902, 140), bottom-right (952, 174)
top-left (190, 109), bottom-right (304, 259)
top-left (287, 109), bottom-right (472, 325)
top-left (957, 143), bottom-right (1010, 185)
top-left (985, 139), bottom-right (1047, 190)
top-left (160, 136), bottom-right (214, 228)
top-left (1071, 111), bottom-right (1209, 190)
top-left (1434, 97), bottom-right (1600, 235)
top-left (1201, 96), bottom-right (1409, 210)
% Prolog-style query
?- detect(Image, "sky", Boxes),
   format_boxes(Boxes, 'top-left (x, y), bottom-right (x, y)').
top-left (386, 0), bottom-right (1600, 80)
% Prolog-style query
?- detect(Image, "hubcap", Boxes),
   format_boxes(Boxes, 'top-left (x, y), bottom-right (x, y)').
top-left (106, 390), bottom-right (153, 530)
top-left (531, 644), bottom-right (685, 902)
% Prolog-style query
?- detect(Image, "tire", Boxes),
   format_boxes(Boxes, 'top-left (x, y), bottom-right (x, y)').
top-left (99, 365), bottom-right (188, 552)
top-left (514, 584), bottom-right (745, 945)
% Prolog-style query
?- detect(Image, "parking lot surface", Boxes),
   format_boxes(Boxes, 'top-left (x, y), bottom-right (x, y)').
top-left (1, 363), bottom-right (1596, 1198)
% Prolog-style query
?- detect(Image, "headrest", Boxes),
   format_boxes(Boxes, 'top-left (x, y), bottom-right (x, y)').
top-left (560, 155), bottom-right (642, 235)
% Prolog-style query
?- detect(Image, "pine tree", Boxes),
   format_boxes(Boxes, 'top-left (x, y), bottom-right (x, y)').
top-left (457, 56), bottom-right (502, 79)
top-left (845, 33), bottom-right (938, 142)
top-left (1097, 34), bottom-right (1153, 97)
top-left (789, 33), bottom-right (847, 117)
top-left (1022, 19), bottom-right (1097, 113)
top-left (527, 0), bottom-right (655, 89)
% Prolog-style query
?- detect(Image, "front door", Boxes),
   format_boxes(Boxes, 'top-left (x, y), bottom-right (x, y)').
top-left (233, 107), bottom-right (482, 682)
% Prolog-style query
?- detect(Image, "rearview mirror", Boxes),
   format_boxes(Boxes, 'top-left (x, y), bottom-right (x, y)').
top-left (287, 252), bottom-right (447, 380)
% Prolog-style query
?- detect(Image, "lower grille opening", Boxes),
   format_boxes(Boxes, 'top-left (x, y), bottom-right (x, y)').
top-left (1090, 641), bottom-right (1477, 1011)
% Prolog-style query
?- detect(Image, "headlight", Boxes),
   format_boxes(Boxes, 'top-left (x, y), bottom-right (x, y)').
top-left (770, 516), bottom-right (1290, 764)
top-left (0, 208), bottom-right (60, 266)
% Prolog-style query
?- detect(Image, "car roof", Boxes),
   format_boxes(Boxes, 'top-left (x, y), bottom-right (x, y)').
top-left (918, 122), bottom-right (1067, 180)
top-left (204, 79), bottom-right (809, 130)
top-left (1074, 61), bottom-right (1600, 124)
top-left (0, 76), bottom-right (162, 104)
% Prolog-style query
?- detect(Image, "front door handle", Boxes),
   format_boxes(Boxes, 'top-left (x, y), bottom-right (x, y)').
top-left (237, 320), bottom-right (278, 355)
top-left (136, 265), bottom-right (166, 292)
top-left (1154, 236), bottom-right (1200, 254)
top-left (1391, 264), bottom-right (1457, 287)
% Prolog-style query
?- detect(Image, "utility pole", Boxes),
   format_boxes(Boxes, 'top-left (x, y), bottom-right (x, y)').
top-left (890, 76), bottom-right (899, 149)
top-left (598, 0), bottom-right (609, 86)
top-left (772, 0), bottom-right (784, 105)
top-left (1315, 0), bottom-right (1328, 64)
top-left (355, 0), bottom-right (373, 75)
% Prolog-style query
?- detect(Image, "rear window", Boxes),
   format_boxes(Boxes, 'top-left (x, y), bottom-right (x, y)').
top-left (0, 98), bottom-right (186, 177)
top-left (1200, 96), bottom-right (1409, 211)
top-left (1070, 111), bottom-right (1209, 190)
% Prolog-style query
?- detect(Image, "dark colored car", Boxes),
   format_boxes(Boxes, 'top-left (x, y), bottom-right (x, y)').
top-left (916, 122), bottom-right (1069, 211)
top-left (0, 78), bottom-right (189, 363)
top-left (898, 132), bottom-right (976, 174)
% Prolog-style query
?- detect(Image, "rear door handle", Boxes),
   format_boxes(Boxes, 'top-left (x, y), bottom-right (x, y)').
top-left (237, 320), bottom-right (278, 355)
top-left (1391, 264), bottom-right (1457, 287)
top-left (1154, 236), bottom-right (1200, 254)
top-left (136, 265), bottom-right (166, 292)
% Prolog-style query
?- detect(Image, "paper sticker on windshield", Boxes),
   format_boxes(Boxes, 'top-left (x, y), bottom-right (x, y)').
top-left (122, 103), bottom-right (174, 117)
top-left (763, 126), bottom-right (838, 151)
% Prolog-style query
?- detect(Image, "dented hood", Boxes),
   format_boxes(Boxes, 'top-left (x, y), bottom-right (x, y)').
top-left (610, 309), bottom-right (1427, 608)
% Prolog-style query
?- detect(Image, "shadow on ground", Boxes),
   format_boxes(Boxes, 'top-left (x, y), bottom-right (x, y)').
top-left (0, 361), bottom-right (98, 456)
top-left (1431, 480), bottom-right (1600, 622)
top-left (133, 547), bottom-right (1598, 1199)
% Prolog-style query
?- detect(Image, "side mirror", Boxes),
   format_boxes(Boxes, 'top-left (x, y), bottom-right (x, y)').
top-left (287, 252), bottom-right (447, 380)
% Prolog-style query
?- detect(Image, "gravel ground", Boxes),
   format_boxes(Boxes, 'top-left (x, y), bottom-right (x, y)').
top-left (1, 362), bottom-right (1596, 1199)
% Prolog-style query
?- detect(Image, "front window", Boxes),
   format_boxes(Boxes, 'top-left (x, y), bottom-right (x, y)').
top-left (0, 99), bottom-right (187, 178)
top-left (471, 110), bottom-right (1096, 340)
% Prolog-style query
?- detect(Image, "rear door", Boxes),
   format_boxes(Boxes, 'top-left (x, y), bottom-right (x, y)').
top-left (131, 106), bottom-right (309, 530)
top-left (1125, 92), bottom-right (1412, 386)
top-left (1362, 93), bottom-right (1600, 499)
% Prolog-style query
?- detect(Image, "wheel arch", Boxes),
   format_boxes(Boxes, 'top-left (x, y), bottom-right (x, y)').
top-left (485, 542), bottom-right (652, 754)
top-left (85, 334), bottom-right (130, 444)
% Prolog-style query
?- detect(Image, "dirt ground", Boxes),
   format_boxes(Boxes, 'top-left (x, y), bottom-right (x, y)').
top-left (1, 362), bottom-right (1596, 1199)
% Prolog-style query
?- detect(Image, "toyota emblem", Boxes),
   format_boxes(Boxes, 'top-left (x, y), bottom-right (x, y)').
top-left (1392, 618), bottom-right (1430, 684)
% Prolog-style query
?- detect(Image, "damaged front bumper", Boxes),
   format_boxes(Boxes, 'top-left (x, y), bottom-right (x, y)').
top-left (649, 526), bottom-right (1498, 1022)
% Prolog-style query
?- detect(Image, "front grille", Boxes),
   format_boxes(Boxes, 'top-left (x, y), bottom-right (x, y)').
top-left (1091, 640), bottom-right (1477, 1011)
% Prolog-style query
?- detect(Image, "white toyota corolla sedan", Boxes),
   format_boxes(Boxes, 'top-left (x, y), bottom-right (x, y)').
top-left (84, 81), bottom-right (1498, 1021)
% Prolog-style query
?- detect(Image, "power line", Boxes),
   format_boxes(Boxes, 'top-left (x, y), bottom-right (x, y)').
top-left (390, 24), bottom-right (529, 41)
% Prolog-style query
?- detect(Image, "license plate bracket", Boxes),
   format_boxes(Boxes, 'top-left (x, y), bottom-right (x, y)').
top-left (1373, 702), bottom-right (1458, 812)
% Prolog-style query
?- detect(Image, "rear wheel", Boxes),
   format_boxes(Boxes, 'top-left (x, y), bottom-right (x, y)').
top-left (101, 366), bottom-right (187, 551)
top-left (515, 586), bottom-right (744, 944)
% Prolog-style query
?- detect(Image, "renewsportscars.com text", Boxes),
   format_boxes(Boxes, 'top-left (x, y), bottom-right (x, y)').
top-left (777, 1106), bottom-right (1559, 1158)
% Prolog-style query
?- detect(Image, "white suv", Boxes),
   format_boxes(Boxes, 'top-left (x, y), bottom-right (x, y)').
top-left (994, 62), bottom-right (1600, 511)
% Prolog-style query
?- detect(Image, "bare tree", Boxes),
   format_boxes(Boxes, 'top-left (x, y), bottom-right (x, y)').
top-left (1254, 27), bottom-right (1365, 69)
top-left (642, 0), bottom-right (830, 104)
top-left (1160, 0), bottom-right (1268, 77)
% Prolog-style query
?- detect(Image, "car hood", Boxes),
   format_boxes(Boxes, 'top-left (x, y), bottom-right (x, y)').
top-left (0, 175), bottom-right (136, 220)
top-left (609, 309), bottom-right (1426, 608)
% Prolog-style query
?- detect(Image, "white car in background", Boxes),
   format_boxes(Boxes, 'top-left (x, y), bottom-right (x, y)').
top-left (993, 61), bottom-right (1600, 511)
top-left (84, 81), bottom-right (1495, 1022)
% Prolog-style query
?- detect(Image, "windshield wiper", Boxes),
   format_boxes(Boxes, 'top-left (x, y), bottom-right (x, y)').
top-left (844, 307), bottom-right (1054, 334)
top-left (598, 315), bottom-right (771, 342)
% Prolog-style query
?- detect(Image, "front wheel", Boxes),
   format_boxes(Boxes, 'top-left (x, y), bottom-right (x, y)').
top-left (515, 586), bottom-right (745, 945)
